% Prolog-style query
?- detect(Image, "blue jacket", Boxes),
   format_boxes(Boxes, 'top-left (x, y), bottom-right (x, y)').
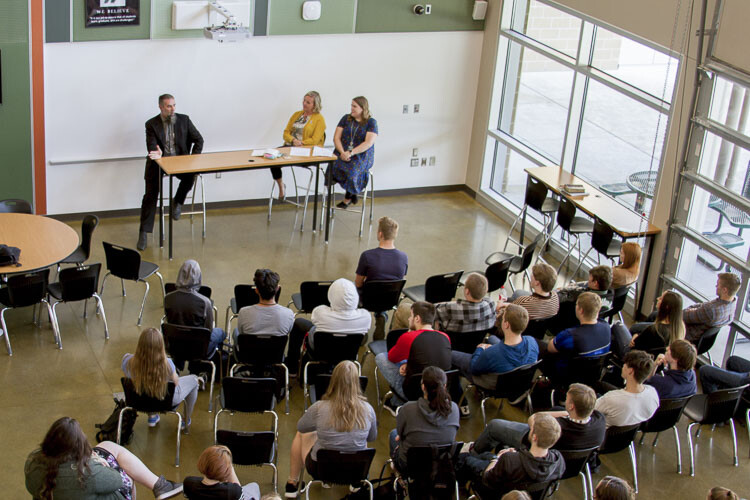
top-left (470, 336), bottom-right (539, 375)
top-left (645, 368), bottom-right (697, 399)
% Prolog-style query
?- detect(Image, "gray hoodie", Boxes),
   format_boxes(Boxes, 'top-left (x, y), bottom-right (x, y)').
top-left (395, 397), bottom-right (460, 464)
top-left (165, 259), bottom-right (213, 328)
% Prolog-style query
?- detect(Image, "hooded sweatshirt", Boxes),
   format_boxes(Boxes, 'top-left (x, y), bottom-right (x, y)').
top-left (645, 368), bottom-right (697, 399)
top-left (483, 448), bottom-right (565, 493)
top-left (395, 397), bottom-right (460, 464)
top-left (308, 278), bottom-right (371, 348)
top-left (164, 259), bottom-right (213, 328)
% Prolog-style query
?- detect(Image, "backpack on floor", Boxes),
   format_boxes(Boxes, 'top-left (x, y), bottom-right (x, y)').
top-left (96, 398), bottom-right (137, 445)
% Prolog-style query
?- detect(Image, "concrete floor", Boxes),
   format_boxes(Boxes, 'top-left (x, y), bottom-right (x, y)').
top-left (2, 192), bottom-right (749, 499)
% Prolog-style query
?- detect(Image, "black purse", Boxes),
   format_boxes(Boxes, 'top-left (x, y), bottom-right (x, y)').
top-left (0, 244), bottom-right (21, 267)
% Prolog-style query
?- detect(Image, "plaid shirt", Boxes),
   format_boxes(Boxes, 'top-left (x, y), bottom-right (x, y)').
top-left (434, 298), bottom-right (496, 333)
top-left (684, 297), bottom-right (736, 342)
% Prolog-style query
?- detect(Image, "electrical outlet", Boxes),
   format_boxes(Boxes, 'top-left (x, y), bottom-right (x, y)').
top-left (425, 4), bottom-right (431, 14)
top-left (414, 104), bottom-right (420, 114)
top-left (403, 104), bottom-right (409, 114)
top-left (429, 156), bottom-right (436, 166)
top-left (216, 172), bottom-right (221, 179)
top-left (421, 158), bottom-right (427, 166)
top-left (410, 158), bottom-right (419, 167)
top-left (412, 148), bottom-right (419, 157)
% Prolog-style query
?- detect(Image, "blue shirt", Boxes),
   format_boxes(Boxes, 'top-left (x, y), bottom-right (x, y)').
top-left (470, 336), bottom-right (539, 375)
top-left (356, 247), bottom-right (408, 282)
top-left (553, 320), bottom-right (611, 357)
top-left (645, 369), bottom-right (697, 399)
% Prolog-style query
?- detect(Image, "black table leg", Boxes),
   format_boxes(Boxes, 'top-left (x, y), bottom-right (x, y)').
top-left (159, 170), bottom-right (164, 248)
top-left (312, 163), bottom-right (320, 233)
top-left (325, 164), bottom-right (333, 244)
top-left (169, 175), bottom-right (173, 260)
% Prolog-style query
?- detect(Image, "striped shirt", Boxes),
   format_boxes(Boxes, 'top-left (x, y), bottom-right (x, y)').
top-left (683, 297), bottom-right (736, 343)
top-left (512, 291), bottom-right (560, 320)
top-left (434, 298), bottom-right (496, 333)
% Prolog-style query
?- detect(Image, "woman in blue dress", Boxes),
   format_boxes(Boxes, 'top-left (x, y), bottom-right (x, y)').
top-left (330, 96), bottom-right (378, 208)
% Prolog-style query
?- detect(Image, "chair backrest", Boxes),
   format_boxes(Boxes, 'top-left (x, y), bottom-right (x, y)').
top-left (215, 430), bottom-right (276, 466)
top-left (360, 279), bottom-right (406, 313)
top-left (523, 315), bottom-right (558, 340)
top-left (386, 328), bottom-right (409, 351)
top-left (121, 377), bottom-right (176, 413)
top-left (696, 326), bottom-right (721, 356)
top-left (164, 282), bottom-right (212, 299)
top-left (525, 176), bottom-right (550, 212)
top-left (557, 447), bottom-right (598, 481)
top-left (161, 323), bottom-right (212, 362)
top-left (235, 334), bottom-right (288, 365)
top-left (423, 271), bottom-right (464, 304)
top-left (484, 259), bottom-right (512, 294)
top-left (310, 373), bottom-right (368, 404)
top-left (102, 242), bottom-right (141, 281)
top-left (311, 332), bottom-right (365, 365)
top-left (6, 269), bottom-right (50, 307)
top-left (58, 263), bottom-right (101, 302)
top-left (591, 218), bottom-right (616, 256)
top-left (556, 196), bottom-right (578, 231)
top-left (221, 376), bottom-right (277, 413)
top-left (640, 396), bottom-right (693, 434)
top-left (517, 233), bottom-right (544, 272)
top-left (0, 198), bottom-right (32, 213)
top-left (697, 385), bottom-right (749, 425)
top-left (560, 353), bottom-right (609, 388)
top-left (298, 281), bottom-right (333, 312)
top-left (599, 423), bottom-right (640, 454)
top-left (600, 286), bottom-right (630, 320)
top-left (405, 443), bottom-right (462, 500)
top-left (445, 329), bottom-right (491, 354)
top-left (234, 284), bottom-right (281, 310)
top-left (479, 360), bottom-right (542, 400)
top-left (312, 448), bottom-right (376, 485)
top-left (79, 214), bottom-right (99, 260)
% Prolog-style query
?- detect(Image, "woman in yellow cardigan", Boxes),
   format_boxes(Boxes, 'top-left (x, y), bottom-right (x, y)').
top-left (272, 91), bottom-right (326, 199)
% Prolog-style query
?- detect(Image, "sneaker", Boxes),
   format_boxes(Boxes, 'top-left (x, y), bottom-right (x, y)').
top-left (349, 483), bottom-right (362, 493)
top-left (181, 418), bottom-right (191, 434)
top-left (460, 442), bottom-right (474, 454)
top-left (152, 475), bottom-right (183, 499)
top-left (172, 203), bottom-right (182, 221)
top-left (383, 397), bottom-right (399, 417)
top-left (285, 481), bottom-right (304, 498)
top-left (147, 414), bottom-right (160, 427)
top-left (336, 200), bottom-right (350, 209)
top-left (351, 194), bottom-right (359, 205)
top-left (459, 405), bottom-right (471, 418)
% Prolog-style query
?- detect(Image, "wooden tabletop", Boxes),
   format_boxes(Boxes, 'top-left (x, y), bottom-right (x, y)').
top-left (0, 214), bottom-right (80, 274)
top-left (156, 146), bottom-right (337, 175)
top-left (525, 166), bottom-right (661, 238)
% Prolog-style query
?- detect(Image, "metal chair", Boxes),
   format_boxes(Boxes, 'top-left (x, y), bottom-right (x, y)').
top-left (0, 198), bottom-right (32, 213)
top-left (503, 176), bottom-right (559, 254)
top-left (638, 395), bottom-right (693, 474)
top-left (684, 385), bottom-right (749, 476)
top-left (268, 164), bottom-right (317, 232)
top-left (523, 315), bottom-right (559, 340)
top-left (161, 323), bottom-right (218, 412)
top-left (599, 424), bottom-right (641, 493)
top-left (224, 284), bottom-right (282, 334)
top-left (100, 242), bottom-right (164, 326)
top-left (402, 271), bottom-right (464, 304)
top-left (160, 174), bottom-right (207, 239)
top-left (309, 373), bottom-right (368, 405)
top-left (459, 360), bottom-right (542, 426)
top-left (214, 376), bottom-right (279, 492)
top-left (571, 218), bottom-right (623, 278)
top-left (299, 448), bottom-right (377, 500)
top-left (484, 233), bottom-right (544, 292)
top-left (302, 332), bottom-right (366, 409)
top-left (360, 279), bottom-right (406, 317)
top-left (231, 333), bottom-right (290, 414)
top-left (0, 269), bottom-right (60, 355)
top-left (366, 328), bottom-right (409, 403)
top-left (548, 353), bottom-right (610, 406)
top-left (551, 447), bottom-right (597, 500)
top-left (47, 263), bottom-right (109, 346)
top-left (118, 378), bottom-right (182, 467)
top-left (545, 197), bottom-right (594, 274)
top-left (288, 280), bottom-right (332, 315)
top-left (401, 443), bottom-right (463, 500)
top-left (445, 328), bottom-right (491, 354)
top-left (320, 170), bottom-right (375, 238)
top-left (599, 286), bottom-right (630, 324)
top-left (58, 214), bottom-right (98, 270)
top-left (695, 326), bottom-right (722, 366)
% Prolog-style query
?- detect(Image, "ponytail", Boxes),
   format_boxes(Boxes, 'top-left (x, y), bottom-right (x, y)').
top-left (421, 366), bottom-right (452, 417)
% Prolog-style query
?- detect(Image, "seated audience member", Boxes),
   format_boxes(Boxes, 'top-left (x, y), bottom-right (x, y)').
top-left (543, 293), bottom-right (610, 379)
top-left (707, 487), bottom-right (740, 500)
top-left (184, 445), bottom-right (260, 500)
top-left (355, 216), bottom-right (408, 340)
top-left (287, 278), bottom-right (371, 373)
top-left (698, 355), bottom-right (750, 394)
top-left (468, 383), bottom-right (606, 455)
top-left (392, 272), bottom-right (495, 333)
top-left (595, 350), bottom-right (659, 428)
top-left (235, 269), bottom-right (294, 348)
top-left (683, 272), bottom-right (740, 343)
top-left (501, 492), bottom-right (531, 500)
top-left (645, 339), bottom-right (697, 399)
top-left (457, 413), bottom-right (565, 498)
top-left (628, 291), bottom-right (685, 352)
top-left (498, 263), bottom-right (560, 321)
top-left (284, 361), bottom-right (377, 498)
top-left (594, 476), bottom-right (635, 500)
top-left (164, 259), bottom-right (226, 370)
top-left (374, 301), bottom-right (452, 414)
top-left (25, 417), bottom-right (182, 499)
top-left (449, 305), bottom-right (537, 412)
top-left (557, 265), bottom-right (613, 308)
top-left (389, 366), bottom-right (460, 472)
top-left (611, 242), bottom-right (641, 289)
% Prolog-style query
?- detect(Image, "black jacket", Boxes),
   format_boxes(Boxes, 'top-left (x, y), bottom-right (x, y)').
top-left (145, 113), bottom-right (203, 174)
top-left (483, 448), bottom-right (565, 493)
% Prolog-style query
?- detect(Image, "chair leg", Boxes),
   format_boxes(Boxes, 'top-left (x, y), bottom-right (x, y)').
top-left (369, 172), bottom-right (374, 222)
top-left (628, 442), bottom-right (638, 494)
top-left (652, 432), bottom-right (660, 447)
top-left (50, 300), bottom-right (62, 349)
top-left (363, 479), bottom-right (374, 500)
top-left (280, 363), bottom-right (290, 415)
top-left (156, 272), bottom-right (166, 299)
top-left (579, 472), bottom-right (587, 500)
top-left (687, 422), bottom-right (698, 476)
top-left (208, 360), bottom-right (216, 413)
top-left (672, 426), bottom-right (682, 474)
top-left (200, 174), bottom-right (206, 239)
top-left (100, 271), bottom-right (110, 296)
top-left (374, 365), bottom-right (381, 408)
top-left (1, 308), bottom-right (13, 356)
top-left (138, 281), bottom-right (150, 326)
top-left (729, 418), bottom-right (739, 466)
top-left (93, 294), bottom-right (109, 340)
top-left (300, 168), bottom-right (314, 232)
top-left (268, 462), bottom-right (279, 493)
top-left (746, 409), bottom-right (750, 459)
top-left (585, 464), bottom-right (593, 500)
top-left (173, 411), bottom-right (182, 467)
top-left (481, 398), bottom-right (488, 428)
top-left (121, 278), bottom-right (126, 297)
top-left (571, 246), bottom-right (595, 280)
top-left (83, 298), bottom-right (88, 319)
top-left (359, 185), bottom-right (367, 237)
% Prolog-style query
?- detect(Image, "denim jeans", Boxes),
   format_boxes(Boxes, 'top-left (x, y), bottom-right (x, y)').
top-left (375, 352), bottom-right (406, 405)
top-left (699, 356), bottom-right (750, 393)
top-left (474, 419), bottom-right (529, 454)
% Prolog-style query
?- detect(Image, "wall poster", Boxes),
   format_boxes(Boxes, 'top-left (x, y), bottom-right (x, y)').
top-left (86, 0), bottom-right (140, 27)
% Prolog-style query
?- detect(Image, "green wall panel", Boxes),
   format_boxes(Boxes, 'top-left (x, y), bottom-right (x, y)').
top-left (73, 0), bottom-right (151, 42)
top-left (268, 0), bottom-right (354, 36)
top-left (45, 0), bottom-right (71, 43)
top-left (356, 0), bottom-right (484, 33)
top-left (0, 0), bottom-right (33, 204)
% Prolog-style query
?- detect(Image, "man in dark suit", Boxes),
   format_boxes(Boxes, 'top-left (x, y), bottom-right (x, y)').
top-left (137, 94), bottom-right (203, 250)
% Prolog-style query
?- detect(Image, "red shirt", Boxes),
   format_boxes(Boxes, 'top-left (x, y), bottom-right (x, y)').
top-left (387, 329), bottom-right (451, 363)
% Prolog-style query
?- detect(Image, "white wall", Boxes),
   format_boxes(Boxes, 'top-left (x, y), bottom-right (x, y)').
top-left (44, 32), bottom-right (483, 214)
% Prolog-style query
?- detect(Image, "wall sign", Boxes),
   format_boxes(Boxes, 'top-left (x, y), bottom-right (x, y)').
top-left (86, 0), bottom-right (140, 27)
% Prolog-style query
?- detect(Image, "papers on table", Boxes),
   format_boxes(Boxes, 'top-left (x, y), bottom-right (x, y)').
top-left (250, 149), bottom-right (267, 157)
top-left (312, 146), bottom-right (334, 157)
top-left (289, 147), bottom-right (312, 157)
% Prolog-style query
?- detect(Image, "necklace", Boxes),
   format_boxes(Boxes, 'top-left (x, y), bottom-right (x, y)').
top-left (348, 120), bottom-right (361, 151)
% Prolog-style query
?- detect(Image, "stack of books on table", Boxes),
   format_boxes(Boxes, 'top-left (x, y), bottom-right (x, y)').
top-left (561, 183), bottom-right (588, 196)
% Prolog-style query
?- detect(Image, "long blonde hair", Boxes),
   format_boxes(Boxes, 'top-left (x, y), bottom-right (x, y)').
top-left (127, 328), bottom-right (171, 399)
top-left (323, 361), bottom-right (369, 432)
top-left (655, 292), bottom-right (686, 344)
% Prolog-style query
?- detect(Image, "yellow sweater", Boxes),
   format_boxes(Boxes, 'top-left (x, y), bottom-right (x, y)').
top-left (283, 111), bottom-right (326, 146)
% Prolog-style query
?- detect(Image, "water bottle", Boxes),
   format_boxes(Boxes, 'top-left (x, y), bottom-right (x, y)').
top-left (499, 286), bottom-right (508, 303)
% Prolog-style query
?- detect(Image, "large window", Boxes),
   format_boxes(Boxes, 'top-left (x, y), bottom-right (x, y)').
top-left (483, 0), bottom-right (678, 223)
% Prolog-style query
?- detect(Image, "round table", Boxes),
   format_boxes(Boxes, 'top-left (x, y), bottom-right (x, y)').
top-left (626, 171), bottom-right (658, 213)
top-left (0, 213), bottom-right (80, 274)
